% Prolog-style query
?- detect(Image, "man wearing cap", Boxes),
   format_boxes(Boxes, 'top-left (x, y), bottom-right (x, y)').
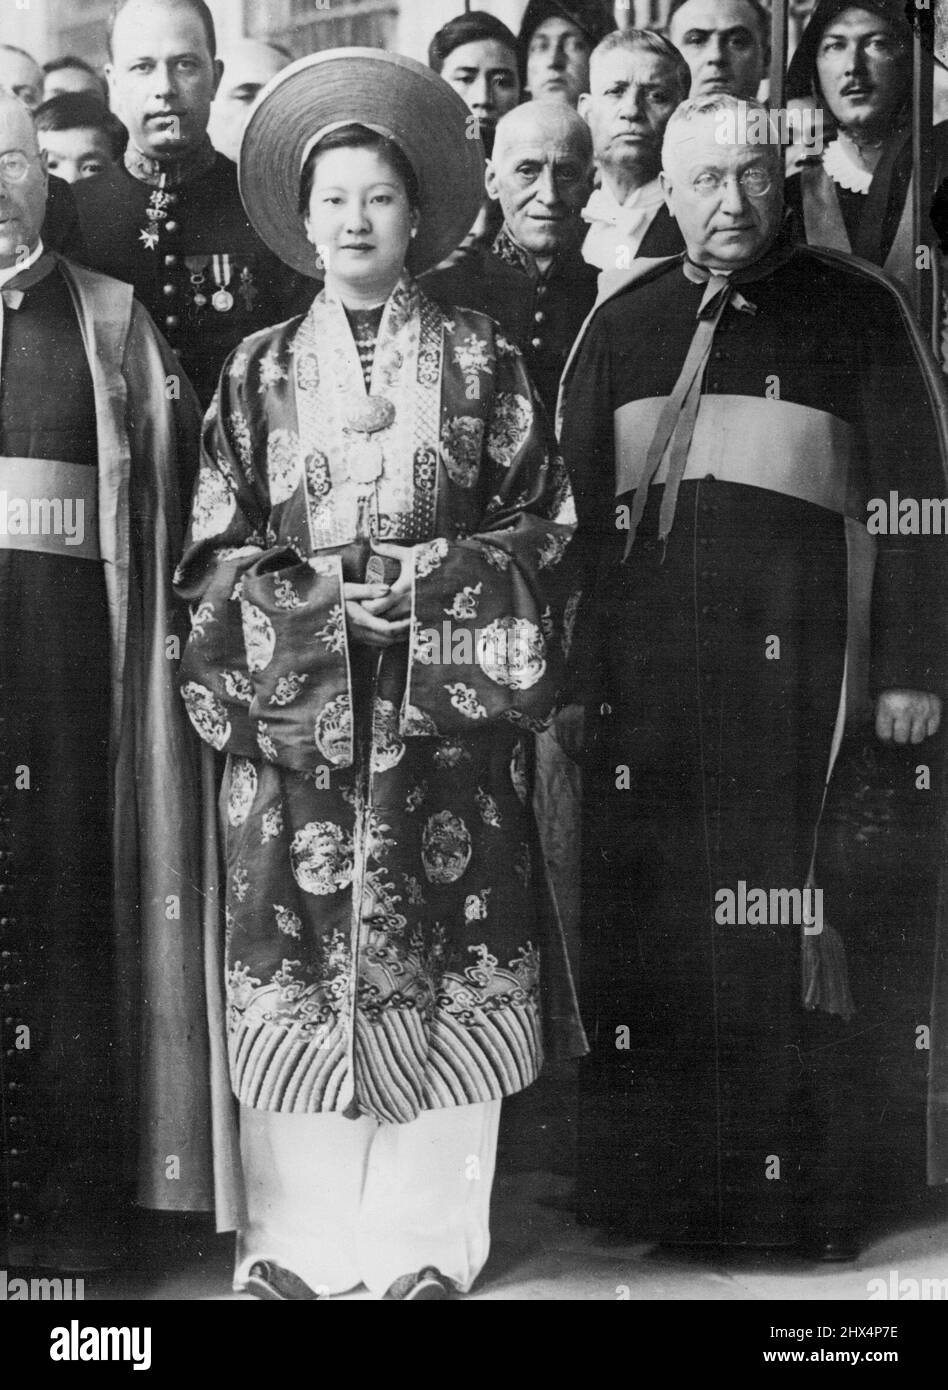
top-left (423, 100), bottom-right (597, 419)
top-left (0, 91), bottom-right (208, 1270)
top-left (559, 93), bottom-right (948, 1257)
top-left (578, 29), bottom-right (689, 272)
top-left (71, 0), bottom-right (309, 407)
top-left (518, 0), bottom-right (615, 107)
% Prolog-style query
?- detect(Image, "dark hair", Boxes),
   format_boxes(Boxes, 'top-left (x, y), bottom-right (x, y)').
top-left (35, 92), bottom-right (128, 160)
top-left (516, 0), bottom-right (615, 86)
top-left (43, 55), bottom-right (100, 78)
top-left (107, 0), bottom-right (217, 61)
top-left (298, 124), bottom-right (421, 217)
top-left (428, 10), bottom-right (519, 73)
top-left (785, 0), bottom-right (911, 126)
top-left (667, 0), bottom-right (771, 44)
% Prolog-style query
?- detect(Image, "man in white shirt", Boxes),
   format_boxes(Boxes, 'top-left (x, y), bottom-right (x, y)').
top-left (578, 29), bottom-right (690, 271)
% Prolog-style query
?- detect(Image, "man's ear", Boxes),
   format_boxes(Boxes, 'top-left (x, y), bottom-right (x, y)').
top-left (660, 169), bottom-right (676, 218)
top-left (484, 159), bottom-right (500, 203)
top-left (211, 57), bottom-right (224, 100)
top-left (577, 91), bottom-right (591, 122)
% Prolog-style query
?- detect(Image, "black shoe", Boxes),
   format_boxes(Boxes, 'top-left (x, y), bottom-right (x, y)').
top-left (244, 1260), bottom-right (328, 1300)
top-left (382, 1266), bottom-right (452, 1300)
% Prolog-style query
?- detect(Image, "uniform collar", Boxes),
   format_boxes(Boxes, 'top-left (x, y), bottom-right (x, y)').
top-left (492, 222), bottom-right (583, 283)
top-left (124, 136), bottom-right (217, 188)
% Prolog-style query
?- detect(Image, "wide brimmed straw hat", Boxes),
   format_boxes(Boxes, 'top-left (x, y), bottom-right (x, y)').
top-left (239, 48), bottom-right (486, 278)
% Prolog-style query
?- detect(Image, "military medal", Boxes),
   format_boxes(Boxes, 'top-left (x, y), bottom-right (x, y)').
top-left (139, 179), bottom-right (170, 251)
top-left (189, 258), bottom-right (209, 309)
top-left (343, 395), bottom-right (394, 486)
top-left (210, 254), bottom-right (234, 312)
top-left (239, 266), bottom-right (258, 311)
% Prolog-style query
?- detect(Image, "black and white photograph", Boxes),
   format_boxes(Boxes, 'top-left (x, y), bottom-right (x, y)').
top-left (0, 0), bottom-right (946, 1350)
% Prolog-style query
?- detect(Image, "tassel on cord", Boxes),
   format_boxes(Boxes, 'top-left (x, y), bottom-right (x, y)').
top-left (801, 876), bottom-right (856, 1021)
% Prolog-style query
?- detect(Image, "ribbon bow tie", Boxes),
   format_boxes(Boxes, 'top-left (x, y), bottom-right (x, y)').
top-left (623, 264), bottom-right (757, 561)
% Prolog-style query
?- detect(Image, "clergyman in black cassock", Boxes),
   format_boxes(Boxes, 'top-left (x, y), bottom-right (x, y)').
top-left (559, 95), bottom-right (948, 1253)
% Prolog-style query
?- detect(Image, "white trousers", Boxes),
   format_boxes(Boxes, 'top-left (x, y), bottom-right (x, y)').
top-left (234, 1101), bottom-right (501, 1297)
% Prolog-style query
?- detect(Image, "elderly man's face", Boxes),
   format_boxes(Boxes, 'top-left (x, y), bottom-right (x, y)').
top-left (487, 109), bottom-right (592, 260)
top-left (0, 97), bottom-right (48, 267)
top-left (816, 7), bottom-right (910, 138)
top-left (661, 113), bottom-right (782, 270)
top-left (526, 17), bottom-right (591, 106)
top-left (0, 49), bottom-right (43, 111)
top-left (107, 0), bottom-right (222, 158)
top-left (579, 47), bottom-right (682, 181)
top-left (669, 0), bottom-right (768, 101)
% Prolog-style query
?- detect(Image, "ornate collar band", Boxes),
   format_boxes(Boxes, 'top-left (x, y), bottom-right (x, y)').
top-left (124, 136), bottom-right (217, 188)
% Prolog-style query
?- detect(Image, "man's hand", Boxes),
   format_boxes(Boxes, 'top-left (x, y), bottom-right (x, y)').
top-left (874, 689), bottom-right (942, 744)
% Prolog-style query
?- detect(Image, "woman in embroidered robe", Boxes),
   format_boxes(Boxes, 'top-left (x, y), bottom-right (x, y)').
top-left (175, 50), bottom-right (577, 1301)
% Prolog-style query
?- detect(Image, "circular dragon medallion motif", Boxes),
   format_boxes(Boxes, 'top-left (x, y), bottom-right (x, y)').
top-left (477, 617), bottom-right (547, 691)
top-left (371, 698), bottom-right (406, 773)
top-left (314, 694), bottom-right (353, 766)
top-left (227, 759), bottom-right (258, 826)
top-left (241, 601), bottom-right (276, 673)
top-left (182, 681), bottom-right (231, 750)
top-left (421, 810), bottom-right (473, 884)
top-left (290, 821), bottom-right (354, 896)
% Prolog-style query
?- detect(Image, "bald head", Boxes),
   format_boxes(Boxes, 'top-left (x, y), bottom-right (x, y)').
top-left (487, 100), bottom-right (593, 267)
top-left (492, 98), bottom-right (592, 165)
top-left (0, 45), bottom-right (43, 111)
top-left (660, 97), bottom-right (782, 272)
top-left (0, 94), bottom-right (48, 268)
top-left (0, 92), bottom-right (40, 154)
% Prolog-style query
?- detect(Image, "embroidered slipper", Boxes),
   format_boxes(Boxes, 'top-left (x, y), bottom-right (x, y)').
top-left (382, 1266), bottom-right (452, 1301)
top-left (244, 1260), bottom-right (328, 1301)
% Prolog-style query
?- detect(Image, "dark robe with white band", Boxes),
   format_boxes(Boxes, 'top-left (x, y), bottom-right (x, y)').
top-left (559, 240), bottom-right (948, 1245)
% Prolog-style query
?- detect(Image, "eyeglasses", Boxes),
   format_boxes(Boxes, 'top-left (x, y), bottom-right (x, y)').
top-left (691, 167), bottom-right (773, 198)
top-left (0, 152), bottom-right (36, 184)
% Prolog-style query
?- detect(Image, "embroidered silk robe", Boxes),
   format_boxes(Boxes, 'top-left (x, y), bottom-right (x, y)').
top-left (176, 275), bottom-right (576, 1124)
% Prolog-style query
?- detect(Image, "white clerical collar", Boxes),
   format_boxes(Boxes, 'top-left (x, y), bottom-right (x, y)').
top-left (583, 178), bottom-right (664, 227)
top-left (822, 139), bottom-right (872, 195)
top-left (0, 238), bottom-right (45, 289)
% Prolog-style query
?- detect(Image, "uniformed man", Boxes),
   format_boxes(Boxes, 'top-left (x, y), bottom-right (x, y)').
top-left (72, 0), bottom-right (312, 406)
top-left (423, 99), bottom-right (597, 420)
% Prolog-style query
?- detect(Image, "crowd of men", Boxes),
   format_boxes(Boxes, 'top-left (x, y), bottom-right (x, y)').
top-left (0, 0), bottom-right (946, 1286)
